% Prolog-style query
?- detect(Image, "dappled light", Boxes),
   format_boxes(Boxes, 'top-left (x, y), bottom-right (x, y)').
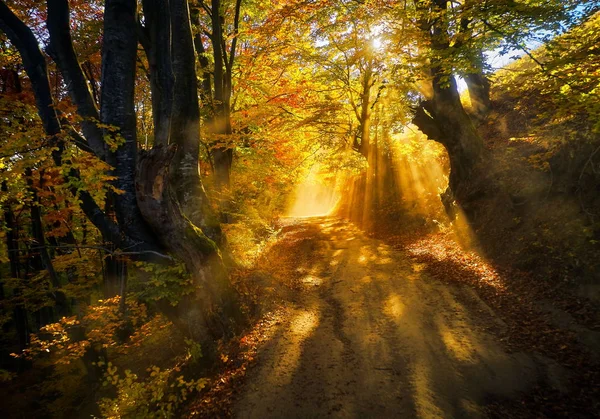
top-left (234, 218), bottom-right (548, 418)
top-left (404, 234), bottom-right (506, 292)
top-left (1, 0), bottom-right (599, 417)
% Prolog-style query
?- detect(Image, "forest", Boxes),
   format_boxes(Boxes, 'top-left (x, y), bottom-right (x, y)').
top-left (0, 0), bottom-right (599, 417)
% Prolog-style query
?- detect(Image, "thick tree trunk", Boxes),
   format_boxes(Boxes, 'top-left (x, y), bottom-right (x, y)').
top-left (415, 73), bottom-right (484, 187)
top-left (2, 0), bottom-right (162, 260)
top-left (140, 0), bottom-right (174, 146)
top-left (2, 0), bottom-right (241, 347)
top-left (137, 145), bottom-right (241, 345)
top-left (169, 0), bottom-right (224, 242)
top-left (101, 0), bottom-right (159, 249)
top-left (413, 72), bottom-right (488, 217)
top-left (413, 0), bottom-right (487, 216)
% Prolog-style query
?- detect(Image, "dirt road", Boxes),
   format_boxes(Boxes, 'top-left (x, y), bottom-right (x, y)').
top-left (234, 217), bottom-right (567, 418)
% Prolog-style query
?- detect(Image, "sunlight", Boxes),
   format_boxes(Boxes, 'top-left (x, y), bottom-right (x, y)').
top-left (371, 37), bottom-right (382, 50)
top-left (413, 360), bottom-right (446, 418)
top-left (439, 325), bottom-right (476, 363)
top-left (358, 245), bottom-right (377, 265)
top-left (252, 308), bottom-right (320, 391)
top-left (300, 274), bottom-right (323, 287)
top-left (338, 126), bottom-right (450, 232)
top-left (290, 310), bottom-right (319, 337)
top-left (390, 127), bottom-right (448, 217)
top-left (384, 294), bottom-right (405, 319)
top-left (334, 124), bottom-right (504, 293)
top-left (286, 164), bottom-right (340, 217)
top-left (376, 257), bottom-right (393, 265)
top-left (406, 235), bottom-right (507, 291)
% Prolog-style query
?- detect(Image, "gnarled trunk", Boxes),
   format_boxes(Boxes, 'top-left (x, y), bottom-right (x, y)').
top-left (2, 0), bottom-right (242, 348)
top-left (413, 0), bottom-right (487, 217)
top-left (136, 145), bottom-right (241, 345)
top-left (413, 73), bottom-right (484, 196)
top-left (165, 0), bottom-right (224, 242)
top-left (101, 0), bottom-right (159, 248)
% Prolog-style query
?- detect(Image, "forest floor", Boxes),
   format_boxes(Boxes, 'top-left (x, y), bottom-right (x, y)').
top-left (186, 216), bottom-right (600, 418)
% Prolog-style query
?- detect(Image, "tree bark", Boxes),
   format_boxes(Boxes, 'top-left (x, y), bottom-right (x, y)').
top-left (358, 67), bottom-right (373, 159)
top-left (140, 0), bottom-right (174, 147)
top-left (1, 0), bottom-right (241, 345)
top-left (169, 0), bottom-right (224, 243)
top-left (193, 24), bottom-right (213, 107)
top-left (1, 0), bottom-right (170, 261)
top-left (412, 0), bottom-right (487, 215)
top-left (0, 1), bottom-right (60, 137)
top-left (209, 0), bottom-right (233, 191)
top-left (137, 145), bottom-right (241, 344)
top-left (101, 0), bottom-right (159, 248)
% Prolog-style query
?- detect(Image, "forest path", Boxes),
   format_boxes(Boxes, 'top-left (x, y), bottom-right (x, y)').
top-left (233, 217), bottom-right (563, 418)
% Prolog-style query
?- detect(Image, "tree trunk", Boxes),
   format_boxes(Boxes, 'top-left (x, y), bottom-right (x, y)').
top-left (413, 0), bottom-right (486, 215)
top-left (101, 0), bottom-right (159, 249)
top-left (210, 0), bottom-right (233, 191)
top-left (358, 68), bottom-right (373, 159)
top-left (191, 9), bottom-right (213, 108)
top-left (2, 0), bottom-right (242, 347)
top-left (168, 0), bottom-right (224, 243)
top-left (137, 145), bottom-right (241, 345)
top-left (0, 3), bottom-right (60, 138)
top-left (140, 0), bottom-right (174, 147)
top-left (2, 0), bottom-right (159, 259)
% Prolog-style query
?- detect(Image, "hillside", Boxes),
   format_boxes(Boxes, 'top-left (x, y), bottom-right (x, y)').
top-left (477, 12), bottom-right (600, 291)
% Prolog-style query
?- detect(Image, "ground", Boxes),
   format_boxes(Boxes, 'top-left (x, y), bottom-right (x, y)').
top-left (229, 217), bottom-right (578, 418)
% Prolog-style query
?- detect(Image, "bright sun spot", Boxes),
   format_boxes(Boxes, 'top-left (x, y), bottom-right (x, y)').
top-left (372, 37), bottom-right (382, 49)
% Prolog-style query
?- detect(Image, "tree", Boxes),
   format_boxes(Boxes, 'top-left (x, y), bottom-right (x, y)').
top-left (404, 0), bottom-right (589, 213)
top-left (0, 0), bottom-right (241, 349)
top-left (408, 0), bottom-right (486, 214)
top-left (191, 0), bottom-right (243, 191)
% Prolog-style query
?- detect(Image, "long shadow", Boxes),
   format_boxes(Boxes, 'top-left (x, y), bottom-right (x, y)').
top-left (239, 217), bottom-right (559, 418)
top-left (375, 226), bottom-right (600, 418)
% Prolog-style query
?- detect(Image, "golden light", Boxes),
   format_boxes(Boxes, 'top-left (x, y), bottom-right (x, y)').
top-left (371, 37), bottom-right (382, 50)
top-left (286, 164), bottom-right (340, 217)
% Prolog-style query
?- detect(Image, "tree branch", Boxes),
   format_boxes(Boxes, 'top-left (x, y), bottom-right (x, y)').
top-left (46, 0), bottom-right (106, 160)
